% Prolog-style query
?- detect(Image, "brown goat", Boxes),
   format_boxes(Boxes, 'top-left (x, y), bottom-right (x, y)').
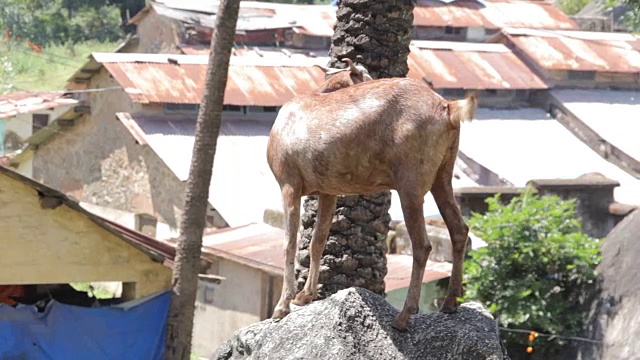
top-left (267, 76), bottom-right (477, 330)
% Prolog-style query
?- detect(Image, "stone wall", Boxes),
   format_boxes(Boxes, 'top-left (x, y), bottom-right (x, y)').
top-left (32, 68), bottom-right (187, 229)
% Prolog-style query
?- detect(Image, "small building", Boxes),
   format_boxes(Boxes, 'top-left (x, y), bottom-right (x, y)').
top-left (126, 1), bottom-right (336, 53)
top-left (14, 52), bottom-right (328, 234)
top-left (0, 92), bottom-right (82, 177)
top-left (407, 40), bottom-right (548, 107)
top-left (488, 28), bottom-right (640, 89)
top-left (0, 165), bottom-right (172, 302)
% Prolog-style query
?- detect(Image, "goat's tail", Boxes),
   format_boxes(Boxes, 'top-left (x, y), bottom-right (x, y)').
top-left (447, 92), bottom-right (478, 128)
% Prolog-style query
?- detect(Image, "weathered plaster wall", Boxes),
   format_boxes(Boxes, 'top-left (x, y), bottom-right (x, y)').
top-left (135, 9), bottom-right (184, 54)
top-left (32, 68), bottom-right (187, 229)
top-left (0, 174), bottom-right (171, 299)
top-left (192, 258), bottom-right (272, 358)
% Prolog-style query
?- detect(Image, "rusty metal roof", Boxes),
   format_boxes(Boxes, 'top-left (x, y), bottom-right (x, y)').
top-left (413, 1), bottom-right (496, 28)
top-left (0, 92), bottom-right (78, 119)
top-left (86, 52), bottom-right (328, 105)
top-left (482, 0), bottom-right (578, 30)
top-left (408, 40), bottom-right (548, 89)
top-left (201, 223), bottom-right (452, 290)
top-left (497, 28), bottom-right (640, 72)
top-left (412, 0), bottom-right (576, 30)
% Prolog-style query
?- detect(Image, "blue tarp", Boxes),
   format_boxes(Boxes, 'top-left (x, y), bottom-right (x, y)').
top-left (0, 291), bottom-right (171, 360)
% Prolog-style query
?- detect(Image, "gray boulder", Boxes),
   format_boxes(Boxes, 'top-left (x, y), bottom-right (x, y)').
top-left (214, 287), bottom-right (509, 360)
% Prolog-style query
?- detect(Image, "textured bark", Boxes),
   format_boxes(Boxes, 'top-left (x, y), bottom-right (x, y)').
top-left (163, 0), bottom-right (241, 359)
top-left (296, 0), bottom-right (415, 299)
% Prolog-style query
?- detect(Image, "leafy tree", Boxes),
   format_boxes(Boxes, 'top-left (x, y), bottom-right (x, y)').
top-left (557, 0), bottom-right (591, 15)
top-left (621, 0), bottom-right (640, 31)
top-left (463, 191), bottom-right (601, 357)
top-left (0, 0), bottom-right (125, 46)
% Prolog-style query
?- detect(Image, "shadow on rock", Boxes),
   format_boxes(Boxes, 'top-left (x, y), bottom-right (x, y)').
top-left (214, 287), bottom-right (510, 360)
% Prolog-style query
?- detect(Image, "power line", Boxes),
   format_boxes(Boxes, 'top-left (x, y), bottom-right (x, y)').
top-left (499, 327), bottom-right (601, 344)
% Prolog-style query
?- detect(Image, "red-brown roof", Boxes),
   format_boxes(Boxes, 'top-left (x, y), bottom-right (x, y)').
top-left (201, 223), bottom-right (452, 291)
top-left (413, 0), bottom-right (576, 30)
top-left (0, 92), bottom-right (77, 119)
top-left (408, 41), bottom-right (548, 89)
top-left (496, 28), bottom-right (640, 72)
top-left (413, 1), bottom-right (496, 28)
top-left (84, 53), bottom-right (327, 106)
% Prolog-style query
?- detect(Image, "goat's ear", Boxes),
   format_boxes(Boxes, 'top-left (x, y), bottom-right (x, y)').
top-left (313, 64), bottom-right (330, 74)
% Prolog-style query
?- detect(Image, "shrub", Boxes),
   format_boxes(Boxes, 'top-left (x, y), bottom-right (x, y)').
top-left (463, 190), bottom-right (601, 357)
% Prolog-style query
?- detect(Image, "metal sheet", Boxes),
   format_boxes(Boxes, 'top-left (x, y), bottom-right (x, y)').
top-left (552, 89), bottom-right (640, 162)
top-left (102, 57), bottom-right (327, 106)
top-left (413, 1), bottom-right (496, 28)
top-left (482, 1), bottom-right (577, 30)
top-left (408, 42), bottom-right (547, 89)
top-left (458, 108), bottom-right (640, 205)
top-left (503, 28), bottom-right (640, 72)
top-left (0, 92), bottom-right (77, 119)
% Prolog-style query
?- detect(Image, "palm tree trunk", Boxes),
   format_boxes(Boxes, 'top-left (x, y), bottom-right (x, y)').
top-left (164, 0), bottom-right (241, 358)
top-left (296, 0), bottom-right (416, 299)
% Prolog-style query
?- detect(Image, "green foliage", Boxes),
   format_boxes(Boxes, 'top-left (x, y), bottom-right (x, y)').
top-left (0, 56), bottom-right (16, 94)
top-left (463, 191), bottom-right (601, 354)
top-left (557, 0), bottom-right (591, 15)
top-left (621, 0), bottom-right (640, 32)
top-left (0, 0), bottom-right (124, 46)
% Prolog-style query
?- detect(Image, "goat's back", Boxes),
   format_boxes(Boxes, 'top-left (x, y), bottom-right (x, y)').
top-left (267, 78), bottom-right (457, 196)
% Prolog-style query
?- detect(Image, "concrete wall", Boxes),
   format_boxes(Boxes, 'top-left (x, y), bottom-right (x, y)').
top-left (134, 9), bottom-right (184, 54)
top-left (192, 258), bottom-right (281, 358)
top-left (0, 173), bottom-right (171, 299)
top-left (32, 68), bottom-right (187, 229)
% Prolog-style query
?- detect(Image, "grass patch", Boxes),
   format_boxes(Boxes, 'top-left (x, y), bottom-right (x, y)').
top-left (2, 39), bottom-right (121, 92)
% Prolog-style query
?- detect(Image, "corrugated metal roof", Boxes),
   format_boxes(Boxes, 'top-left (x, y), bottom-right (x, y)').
top-left (499, 28), bottom-right (640, 72)
top-left (408, 41), bottom-right (547, 89)
top-left (412, 0), bottom-right (576, 30)
top-left (458, 108), bottom-right (640, 205)
top-left (92, 53), bottom-right (328, 105)
top-left (413, 1), bottom-right (496, 28)
top-left (201, 222), bottom-right (452, 291)
top-left (482, 0), bottom-right (577, 30)
top-left (552, 89), bottom-right (640, 162)
top-left (0, 92), bottom-right (77, 119)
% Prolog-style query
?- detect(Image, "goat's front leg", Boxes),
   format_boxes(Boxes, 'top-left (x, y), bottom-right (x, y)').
top-left (432, 175), bottom-right (469, 313)
top-left (272, 184), bottom-right (301, 319)
top-left (392, 189), bottom-right (432, 331)
top-left (293, 194), bottom-right (337, 306)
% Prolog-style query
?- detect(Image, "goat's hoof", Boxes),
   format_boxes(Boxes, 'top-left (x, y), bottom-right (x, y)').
top-left (391, 317), bottom-right (409, 331)
top-left (271, 307), bottom-right (291, 320)
top-left (391, 313), bottom-right (410, 331)
top-left (291, 290), bottom-right (315, 306)
top-left (439, 300), bottom-right (460, 314)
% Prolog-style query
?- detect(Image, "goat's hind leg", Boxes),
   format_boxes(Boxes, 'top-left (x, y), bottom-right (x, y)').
top-left (431, 158), bottom-right (469, 313)
top-left (293, 193), bottom-right (337, 306)
top-left (392, 188), bottom-right (432, 331)
top-left (272, 184), bottom-right (301, 319)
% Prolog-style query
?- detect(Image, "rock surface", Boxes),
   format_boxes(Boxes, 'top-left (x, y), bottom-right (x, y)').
top-left (578, 209), bottom-right (640, 360)
top-left (214, 288), bottom-right (509, 360)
